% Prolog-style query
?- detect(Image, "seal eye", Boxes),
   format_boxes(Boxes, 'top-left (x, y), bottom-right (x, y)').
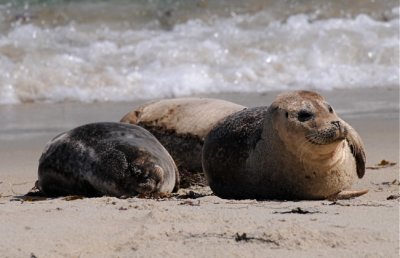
top-left (298, 110), bottom-right (314, 122)
top-left (285, 112), bottom-right (289, 118)
top-left (328, 105), bottom-right (334, 113)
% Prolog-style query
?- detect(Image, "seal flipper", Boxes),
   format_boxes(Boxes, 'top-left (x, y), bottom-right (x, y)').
top-left (342, 120), bottom-right (366, 178)
top-left (327, 189), bottom-right (369, 201)
top-left (134, 165), bottom-right (164, 194)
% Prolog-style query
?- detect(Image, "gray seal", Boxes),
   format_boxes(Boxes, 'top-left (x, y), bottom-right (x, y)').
top-left (37, 122), bottom-right (179, 197)
top-left (202, 91), bottom-right (367, 200)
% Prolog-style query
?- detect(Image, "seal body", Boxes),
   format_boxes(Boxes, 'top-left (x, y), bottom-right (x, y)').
top-left (38, 122), bottom-right (179, 197)
top-left (203, 91), bottom-right (366, 200)
top-left (121, 98), bottom-right (245, 173)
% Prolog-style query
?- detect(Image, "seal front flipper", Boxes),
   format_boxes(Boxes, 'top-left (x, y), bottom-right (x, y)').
top-left (134, 165), bottom-right (165, 194)
top-left (341, 119), bottom-right (366, 178)
top-left (98, 143), bottom-right (172, 196)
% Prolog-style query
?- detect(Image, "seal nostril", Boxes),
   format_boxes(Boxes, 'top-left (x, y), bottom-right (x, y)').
top-left (298, 110), bottom-right (314, 122)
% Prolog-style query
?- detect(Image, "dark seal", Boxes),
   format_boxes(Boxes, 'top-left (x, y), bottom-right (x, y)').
top-left (37, 122), bottom-right (179, 197)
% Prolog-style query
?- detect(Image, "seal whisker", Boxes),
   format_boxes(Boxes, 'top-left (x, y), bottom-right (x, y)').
top-left (305, 132), bottom-right (325, 145)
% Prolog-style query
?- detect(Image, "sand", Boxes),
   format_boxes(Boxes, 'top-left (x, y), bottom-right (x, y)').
top-left (0, 87), bottom-right (399, 257)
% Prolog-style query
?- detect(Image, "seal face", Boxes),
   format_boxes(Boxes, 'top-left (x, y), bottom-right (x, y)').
top-left (37, 122), bottom-right (179, 197)
top-left (203, 91), bottom-right (366, 200)
top-left (120, 98), bottom-right (245, 186)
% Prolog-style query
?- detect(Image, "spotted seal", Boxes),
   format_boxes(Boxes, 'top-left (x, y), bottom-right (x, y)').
top-left (121, 98), bottom-right (245, 186)
top-left (202, 91), bottom-right (367, 200)
top-left (36, 122), bottom-right (179, 197)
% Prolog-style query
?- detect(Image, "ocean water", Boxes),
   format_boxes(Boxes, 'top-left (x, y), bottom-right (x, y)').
top-left (0, 0), bottom-right (398, 104)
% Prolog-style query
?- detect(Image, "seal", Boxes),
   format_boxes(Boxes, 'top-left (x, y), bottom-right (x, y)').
top-left (121, 98), bottom-right (245, 185)
top-left (37, 122), bottom-right (179, 197)
top-left (202, 90), bottom-right (367, 200)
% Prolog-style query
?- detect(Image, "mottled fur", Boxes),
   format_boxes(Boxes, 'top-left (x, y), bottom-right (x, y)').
top-left (38, 123), bottom-right (179, 197)
top-left (121, 97), bottom-right (245, 175)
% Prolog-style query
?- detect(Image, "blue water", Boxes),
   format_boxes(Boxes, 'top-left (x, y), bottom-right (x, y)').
top-left (0, 0), bottom-right (398, 104)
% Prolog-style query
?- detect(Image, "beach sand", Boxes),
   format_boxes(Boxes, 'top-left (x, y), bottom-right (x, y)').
top-left (0, 88), bottom-right (399, 257)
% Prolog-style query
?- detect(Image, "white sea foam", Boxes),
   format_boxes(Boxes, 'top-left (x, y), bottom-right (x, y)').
top-left (0, 1), bottom-right (398, 104)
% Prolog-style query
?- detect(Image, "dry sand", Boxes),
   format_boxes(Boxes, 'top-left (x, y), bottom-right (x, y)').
top-left (0, 88), bottom-right (399, 257)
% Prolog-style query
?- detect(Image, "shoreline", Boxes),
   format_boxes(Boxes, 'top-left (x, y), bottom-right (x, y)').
top-left (0, 87), bottom-right (398, 135)
top-left (0, 87), bottom-right (399, 257)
